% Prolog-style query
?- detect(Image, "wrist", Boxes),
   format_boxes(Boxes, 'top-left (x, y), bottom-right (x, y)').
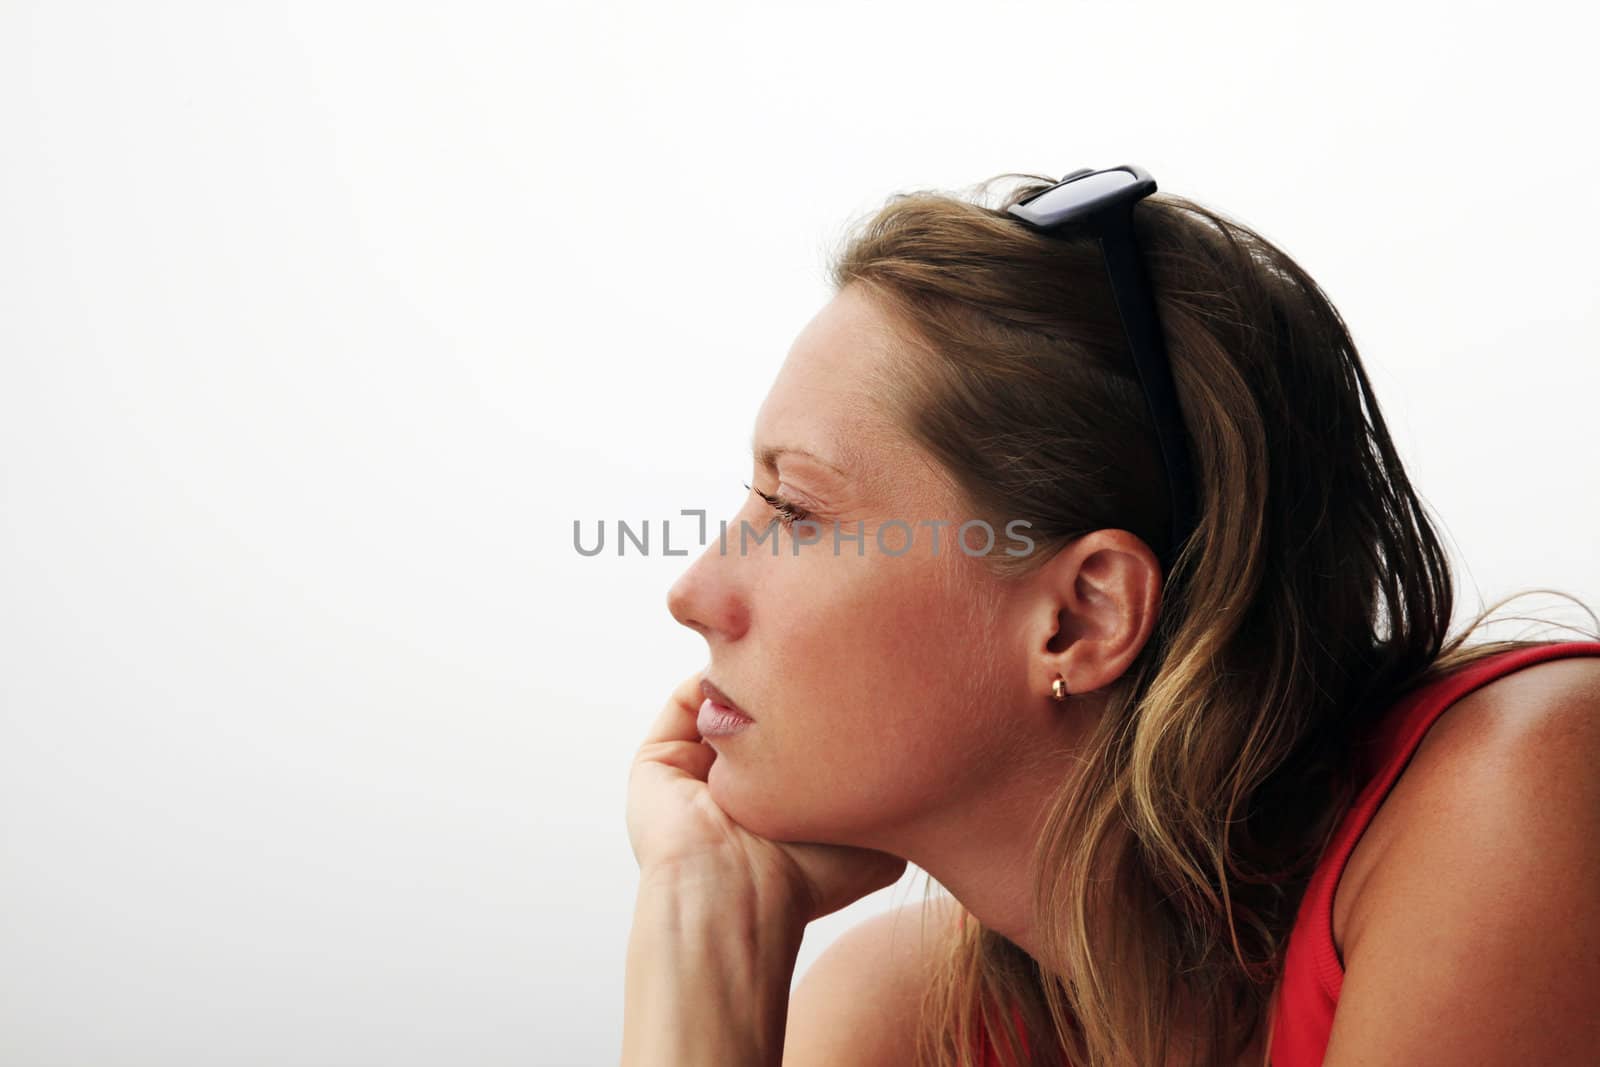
top-left (635, 862), bottom-right (807, 961)
top-left (638, 856), bottom-right (811, 938)
top-left (622, 867), bottom-right (806, 1066)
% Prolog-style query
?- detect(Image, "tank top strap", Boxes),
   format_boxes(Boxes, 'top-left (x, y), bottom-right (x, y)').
top-left (1270, 638), bottom-right (1600, 1066)
top-left (1314, 639), bottom-right (1600, 999)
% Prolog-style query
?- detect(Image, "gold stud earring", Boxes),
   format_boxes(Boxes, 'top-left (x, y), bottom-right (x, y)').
top-left (1051, 675), bottom-right (1069, 702)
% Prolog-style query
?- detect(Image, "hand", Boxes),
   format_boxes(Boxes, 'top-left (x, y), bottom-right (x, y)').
top-left (625, 670), bottom-right (907, 925)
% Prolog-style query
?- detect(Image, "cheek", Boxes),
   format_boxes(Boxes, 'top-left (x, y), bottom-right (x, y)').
top-left (768, 566), bottom-right (959, 750)
top-left (704, 559), bottom-right (1005, 841)
top-left (705, 695), bottom-right (996, 846)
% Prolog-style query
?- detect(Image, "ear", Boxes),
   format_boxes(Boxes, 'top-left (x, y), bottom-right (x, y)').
top-left (1030, 528), bottom-right (1164, 697)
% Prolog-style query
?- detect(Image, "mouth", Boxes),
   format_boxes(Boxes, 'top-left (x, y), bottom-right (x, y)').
top-left (700, 677), bottom-right (754, 721)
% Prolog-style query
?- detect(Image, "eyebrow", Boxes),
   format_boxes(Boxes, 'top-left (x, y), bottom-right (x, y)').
top-left (750, 438), bottom-right (852, 478)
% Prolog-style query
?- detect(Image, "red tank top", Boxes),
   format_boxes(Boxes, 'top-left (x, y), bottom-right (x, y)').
top-left (1268, 638), bottom-right (1600, 1064)
top-left (973, 639), bottom-right (1600, 1066)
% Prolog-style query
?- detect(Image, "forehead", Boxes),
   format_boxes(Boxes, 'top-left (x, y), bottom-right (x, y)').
top-left (750, 287), bottom-right (963, 515)
top-left (752, 286), bottom-right (900, 465)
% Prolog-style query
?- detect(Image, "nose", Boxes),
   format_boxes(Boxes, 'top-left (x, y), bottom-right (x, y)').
top-left (666, 547), bottom-right (749, 642)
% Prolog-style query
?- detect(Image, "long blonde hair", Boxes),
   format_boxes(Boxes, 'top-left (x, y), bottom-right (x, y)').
top-left (825, 174), bottom-right (1600, 1066)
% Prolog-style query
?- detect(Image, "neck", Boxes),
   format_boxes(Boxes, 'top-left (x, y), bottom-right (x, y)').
top-left (863, 703), bottom-right (1276, 1067)
top-left (878, 726), bottom-right (1084, 962)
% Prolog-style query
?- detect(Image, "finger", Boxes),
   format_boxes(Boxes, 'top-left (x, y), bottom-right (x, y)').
top-left (631, 736), bottom-right (717, 783)
top-left (783, 844), bottom-right (908, 921)
top-left (637, 669), bottom-right (708, 749)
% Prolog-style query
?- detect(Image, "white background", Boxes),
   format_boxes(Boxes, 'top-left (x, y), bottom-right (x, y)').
top-left (3, 2), bottom-right (1596, 1064)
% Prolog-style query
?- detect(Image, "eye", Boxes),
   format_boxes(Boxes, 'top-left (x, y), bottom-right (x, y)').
top-left (744, 482), bottom-right (811, 530)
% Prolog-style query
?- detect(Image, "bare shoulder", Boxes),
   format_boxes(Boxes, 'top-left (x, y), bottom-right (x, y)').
top-left (1378, 652), bottom-right (1600, 799)
top-left (782, 894), bottom-right (966, 1067)
top-left (1443, 652), bottom-right (1600, 734)
top-left (1335, 653), bottom-right (1600, 940)
top-left (1323, 652), bottom-right (1600, 1064)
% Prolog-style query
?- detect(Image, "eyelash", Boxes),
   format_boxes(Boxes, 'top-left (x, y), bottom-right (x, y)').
top-left (744, 482), bottom-right (811, 529)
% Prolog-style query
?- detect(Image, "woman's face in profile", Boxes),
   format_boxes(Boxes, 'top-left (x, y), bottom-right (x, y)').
top-left (666, 283), bottom-right (1037, 851)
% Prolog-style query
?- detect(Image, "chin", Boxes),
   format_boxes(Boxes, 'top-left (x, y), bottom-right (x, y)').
top-left (706, 760), bottom-right (792, 838)
top-left (707, 760), bottom-right (882, 847)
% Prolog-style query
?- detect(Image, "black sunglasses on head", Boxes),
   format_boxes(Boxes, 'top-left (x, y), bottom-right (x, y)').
top-left (1006, 164), bottom-right (1198, 576)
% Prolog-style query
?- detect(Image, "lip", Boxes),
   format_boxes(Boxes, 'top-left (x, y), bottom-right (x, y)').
top-left (700, 677), bottom-right (753, 720)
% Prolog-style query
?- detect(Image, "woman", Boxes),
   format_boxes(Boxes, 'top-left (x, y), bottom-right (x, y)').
top-left (620, 169), bottom-right (1600, 1066)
